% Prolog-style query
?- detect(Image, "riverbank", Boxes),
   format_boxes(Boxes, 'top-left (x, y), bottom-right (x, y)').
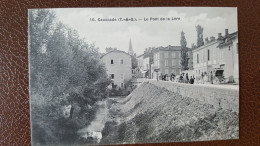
top-left (76, 82), bottom-right (238, 145)
top-left (77, 96), bottom-right (125, 144)
top-left (100, 82), bottom-right (239, 144)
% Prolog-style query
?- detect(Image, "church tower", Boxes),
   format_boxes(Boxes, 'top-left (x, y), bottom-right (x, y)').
top-left (128, 39), bottom-right (134, 56)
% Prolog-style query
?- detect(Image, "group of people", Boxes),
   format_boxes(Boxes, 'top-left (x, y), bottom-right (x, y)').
top-left (200, 71), bottom-right (214, 84)
top-left (180, 73), bottom-right (195, 84)
top-left (159, 73), bottom-right (195, 84)
top-left (156, 71), bottom-right (214, 84)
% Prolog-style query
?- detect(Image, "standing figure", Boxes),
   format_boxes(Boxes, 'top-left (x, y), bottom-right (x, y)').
top-left (190, 76), bottom-right (194, 84)
top-left (210, 71), bottom-right (214, 84)
top-left (186, 73), bottom-right (189, 83)
top-left (201, 72), bottom-right (204, 84)
top-left (156, 72), bottom-right (159, 81)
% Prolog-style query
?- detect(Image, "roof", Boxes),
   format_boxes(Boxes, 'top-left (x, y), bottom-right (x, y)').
top-left (137, 54), bottom-right (144, 58)
top-left (192, 39), bottom-right (219, 52)
top-left (153, 45), bottom-right (184, 53)
top-left (192, 31), bottom-right (238, 52)
top-left (100, 50), bottom-right (131, 58)
top-left (217, 31), bottom-right (238, 48)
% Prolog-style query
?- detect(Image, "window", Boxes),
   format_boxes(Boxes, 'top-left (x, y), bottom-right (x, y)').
top-left (172, 69), bottom-right (176, 74)
top-left (197, 54), bottom-right (199, 63)
top-left (120, 74), bottom-right (124, 80)
top-left (111, 74), bottom-right (114, 79)
top-left (120, 59), bottom-right (124, 64)
top-left (172, 52), bottom-right (175, 58)
top-left (229, 46), bottom-right (231, 51)
top-left (208, 49), bottom-right (210, 61)
top-left (172, 60), bottom-right (176, 66)
top-left (121, 83), bottom-right (124, 87)
top-left (203, 51), bottom-right (205, 62)
top-left (164, 52), bottom-right (169, 58)
top-left (111, 59), bottom-right (114, 64)
top-left (165, 69), bottom-right (169, 74)
top-left (165, 60), bottom-right (168, 66)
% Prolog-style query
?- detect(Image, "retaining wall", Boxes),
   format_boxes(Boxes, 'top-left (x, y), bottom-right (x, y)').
top-left (147, 80), bottom-right (239, 113)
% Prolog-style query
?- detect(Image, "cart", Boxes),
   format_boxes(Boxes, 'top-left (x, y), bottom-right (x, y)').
top-left (215, 69), bottom-right (225, 83)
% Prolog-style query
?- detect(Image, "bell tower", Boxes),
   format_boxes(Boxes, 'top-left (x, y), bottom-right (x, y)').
top-left (128, 39), bottom-right (134, 56)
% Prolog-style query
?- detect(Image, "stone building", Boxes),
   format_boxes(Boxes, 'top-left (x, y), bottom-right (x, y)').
top-left (137, 54), bottom-right (144, 70)
top-left (217, 30), bottom-right (239, 83)
top-left (152, 45), bottom-right (182, 78)
top-left (101, 50), bottom-right (132, 88)
top-left (192, 29), bottom-right (239, 83)
top-left (192, 35), bottom-right (220, 77)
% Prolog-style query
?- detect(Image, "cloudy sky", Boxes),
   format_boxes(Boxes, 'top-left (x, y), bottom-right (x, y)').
top-left (54, 7), bottom-right (237, 55)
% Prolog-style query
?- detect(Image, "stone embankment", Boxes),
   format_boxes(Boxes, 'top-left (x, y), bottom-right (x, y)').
top-left (100, 82), bottom-right (239, 144)
top-left (148, 80), bottom-right (239, 112)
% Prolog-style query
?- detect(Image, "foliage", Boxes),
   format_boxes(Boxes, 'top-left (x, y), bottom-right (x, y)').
top-left (131, 55), bottom-right (138, 69)
top-left (105, 47), bottom-right (117, 52)
top-left (109, 80), bottom-right (132, 96)
top-left (180, 31), bottom-right (189, 70)
top-left (29, 9), bottom-right (111, 145)
top-left (196, 25), bottom-right (204, 47)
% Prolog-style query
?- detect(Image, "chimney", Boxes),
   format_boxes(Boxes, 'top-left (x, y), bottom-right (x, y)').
top-left (218, 33), bottom-right (222, 39)
top-left (210, 36), bottom-right (215, 41)
top-left (205, 37), bottom-right (209, 43)
top-left (225, 29), bottom-right (229, 36)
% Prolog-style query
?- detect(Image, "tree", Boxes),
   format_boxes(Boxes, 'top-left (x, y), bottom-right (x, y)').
top-left (180, 31), bottom-right (189, 70)
top-left (131, 55), bottom-right (138, 69)
top-left (196, 25), bottom-right (204, 47)
top-left (105, 47), bottom-right (117, 53)
top-left (29, 9), bottom-right (56, 89)
top-left (29, 9), bottom-right (111, 145)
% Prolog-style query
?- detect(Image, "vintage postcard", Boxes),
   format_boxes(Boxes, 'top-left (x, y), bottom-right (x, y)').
top-left (29, 7), bottom-right (239, 145)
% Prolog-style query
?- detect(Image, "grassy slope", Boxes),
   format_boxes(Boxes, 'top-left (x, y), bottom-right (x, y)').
top-left (101, 82), bottom-right (239, 144)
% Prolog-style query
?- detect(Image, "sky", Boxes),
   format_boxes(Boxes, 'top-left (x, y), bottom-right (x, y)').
top-left (54, 7), bottom-right (237, 55)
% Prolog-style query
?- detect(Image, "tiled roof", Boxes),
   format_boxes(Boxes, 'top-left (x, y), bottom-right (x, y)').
top-left (100, 50), bottom-right (131, 58)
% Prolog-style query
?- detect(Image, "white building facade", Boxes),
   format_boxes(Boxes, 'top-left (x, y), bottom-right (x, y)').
top-left (193, 37), bottom-right (220, 77)
top-left (101, 50), bottom-right (132, 88)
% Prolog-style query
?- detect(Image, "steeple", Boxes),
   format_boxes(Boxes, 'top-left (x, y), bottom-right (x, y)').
top-left (128, 39), bottom-right (134, 56)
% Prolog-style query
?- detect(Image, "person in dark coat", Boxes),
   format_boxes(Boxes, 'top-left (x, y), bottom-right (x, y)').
top-left (186, 73), bottom-right (189, 83)
top-left (189, 76), bottom-right (194, 84)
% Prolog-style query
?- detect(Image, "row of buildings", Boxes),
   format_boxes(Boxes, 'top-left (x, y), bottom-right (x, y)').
top-left (137, 46), bottom-right (193, 79)
top-left (100, 29), bottom-right (239, 88)
top-left (137, 29), bottom-right (239, 83)
top-left (192, 29), bottom-right (239, 83)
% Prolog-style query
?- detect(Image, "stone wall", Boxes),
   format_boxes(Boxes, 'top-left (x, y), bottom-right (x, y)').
top-left (148, 80), bottom-right (239, 112)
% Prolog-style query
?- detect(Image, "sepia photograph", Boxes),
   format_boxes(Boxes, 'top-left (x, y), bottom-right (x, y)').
top-left (29, 7), bottom-right (239, 145)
